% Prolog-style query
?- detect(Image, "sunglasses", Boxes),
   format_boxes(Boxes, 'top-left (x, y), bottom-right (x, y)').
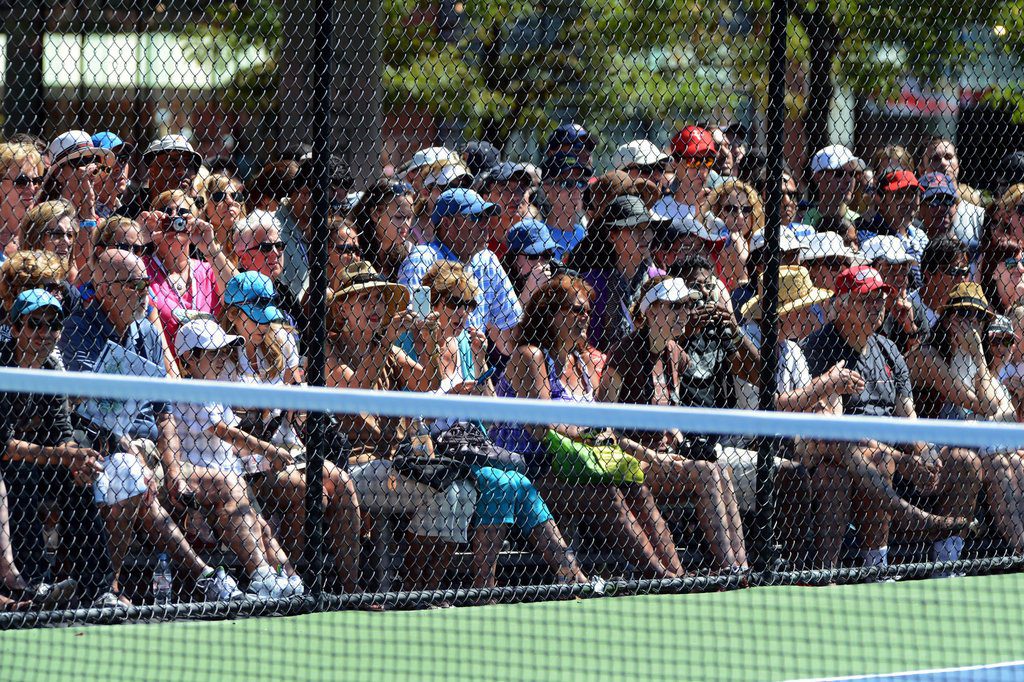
top-left (720, 204), bottom-right (753, 217)
top-left (628, 164), bottom-right (667, 175)
top-left (45, 229), bottom-right (75, 240)
top-left (681, 157), bottom-right (715, 169)
top-left (9, 174), bottom-right (42, 188)
top-left (949, 309), bottom-right (987, 323)
top-left (162, 207), bottom-right (192, 218)
top-left (941, 266), bottom-right (970, 278)
top-left (925, 196), bottom-right (956, 208)
top-left (97, 242), bottom-right (149, 257)
top-left (551, 179), bottom-right (588, 190)
top-left (21, 317), bottom-right (64, 332)
top-left (331, 242), bottom-right (361, 256)
top-left (107, 277), bottom-right (150, 292)
top-left (443, 297), bottom-right (478, 312)
top-left (211, 190), bottom-right (247, 204)
top-left (522, 253), bottom-right (550, 261)
top-left (990, 334), bottom-right (1017, 346)
top-left (562, 303), bottom-right (591, 317)
top-left (247, 240), bottom-right (285, 254)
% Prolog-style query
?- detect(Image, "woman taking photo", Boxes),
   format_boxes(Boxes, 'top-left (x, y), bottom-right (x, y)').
top-left (142, 189), bottom-right (237, 346)
top-left (407, 261), bottom-right (592, 589)
top-left (492, 274), bottom-right (684, 579)
top-left (326, 261), bottom-right (477, 590)
top-left (598, 276), bottom-right (748, 573)
top-left (703, 179), bottom-right (764, 292)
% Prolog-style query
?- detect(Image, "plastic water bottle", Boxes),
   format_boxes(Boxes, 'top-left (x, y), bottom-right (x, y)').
top-left (152, 553), bottom-right (173, 605)
top-left (409, 416), bottom-right (435, 458)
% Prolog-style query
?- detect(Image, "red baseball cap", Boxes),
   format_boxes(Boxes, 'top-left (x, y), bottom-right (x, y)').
top-left (877, 169), bottom-right (921, 193)
top-left (833, 265), bottom-right (895, 297)
top-left (670, 126), bottom-right (717, 159)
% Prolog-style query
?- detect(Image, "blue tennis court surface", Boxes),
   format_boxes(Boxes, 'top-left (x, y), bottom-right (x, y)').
top-left (788, 661), bottom-right (1024, 682)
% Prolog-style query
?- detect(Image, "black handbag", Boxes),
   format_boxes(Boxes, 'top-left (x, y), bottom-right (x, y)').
top-left (392, 453), bottom-right (475, 492)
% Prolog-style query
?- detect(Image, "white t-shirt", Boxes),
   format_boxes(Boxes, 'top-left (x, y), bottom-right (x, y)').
top-left (226, 327), bottom-right (300, 386)
top-left (173, 402), bottom-right (244, 474)
top-left (735, 329), bottom-right (811, 411)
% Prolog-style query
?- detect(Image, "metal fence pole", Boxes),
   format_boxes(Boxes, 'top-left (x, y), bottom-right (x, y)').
top-left (753, 0), bottom-right (791, 575)
top-left (302, 0), bottom-right (336, 596)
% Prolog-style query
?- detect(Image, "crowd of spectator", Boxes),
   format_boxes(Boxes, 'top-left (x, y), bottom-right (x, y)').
top-left (0, 121), bottom-right (1023, 611)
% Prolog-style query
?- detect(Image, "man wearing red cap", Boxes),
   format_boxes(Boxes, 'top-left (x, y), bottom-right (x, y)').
top-left (652, 126), bottom-right (717, 226)
top-left (857, 169), bottom-right (929, 290)
top-left (801, 265), bottom-right (980, 572)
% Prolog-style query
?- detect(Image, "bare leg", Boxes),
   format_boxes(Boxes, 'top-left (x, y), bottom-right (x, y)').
top-left (622, 485), bottom-right (684, 576)
top-left (718, 464), bottom-right (749, 569)
top-left (190, 470), bottom-right (270, 575)
top-left (853, 447), bottom-right (894, 558)
top-left (404, 534), bottom-right (455, 591)
top-left (982, 454), bottom-right (1024, 552)
top-left (811, 465), bottom-right (852, 569)
top-left (0, 476), bottom-right (28, 591)
top-left (529, 520), bottom-right (588, 584)
top-left (137, 497), bottom-right (210, 581)
top-left (930, 448), bottom-right (982, 536)
top-left (471, 525), bottom-right (506, 589)
top-left (103, 495), bottom-right (144, 598)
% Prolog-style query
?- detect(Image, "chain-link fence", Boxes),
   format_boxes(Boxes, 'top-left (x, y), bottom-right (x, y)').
top-left (2, 0), bottom-right (1024, 679)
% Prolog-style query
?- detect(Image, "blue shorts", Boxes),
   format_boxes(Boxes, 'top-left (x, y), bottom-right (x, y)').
top-left (472, 465), bottom-right (553, 533)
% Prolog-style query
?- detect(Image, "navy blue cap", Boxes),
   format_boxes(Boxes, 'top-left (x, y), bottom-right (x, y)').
top-left (430, 189), bottom-right (501, 225)
top-left (462, 141), bottom-right (502, 176)
top-left (540, 152), bottom-right (593, 180)
top-left (546, 123), bottom-right (597, 153)
top-left (507, 219), bottom-right (559, 256)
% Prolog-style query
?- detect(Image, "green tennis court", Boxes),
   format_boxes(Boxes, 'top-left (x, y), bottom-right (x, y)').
top-left (3, 573), bottom-right (1023, 681)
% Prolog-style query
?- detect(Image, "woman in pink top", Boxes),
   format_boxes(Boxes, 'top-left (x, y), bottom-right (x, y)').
top-left (140, 190), bottom-right (237, 348)
top-left (139, 191), bottom-right (238, 348)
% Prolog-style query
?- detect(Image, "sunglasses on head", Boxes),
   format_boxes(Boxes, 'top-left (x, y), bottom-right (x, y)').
top-left (21, 317), bottom-right (64, 332)
top-left (9, 174), bottom-right (41, 188)
top-left (247, 240), bottom-right (285, 254)
top-left (211, 190), bottom-right (247, 204)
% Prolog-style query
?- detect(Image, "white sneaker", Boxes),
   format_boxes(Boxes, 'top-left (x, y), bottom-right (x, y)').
top-left (274, 569), bottom-right (304, 598)
top-left (247, 566), bottom-right (286, 599)
top-left (198, 568), bottom-right (244, 601)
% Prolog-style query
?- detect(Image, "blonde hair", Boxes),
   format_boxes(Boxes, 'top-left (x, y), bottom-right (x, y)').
top-left (153, 189), bottom-right (198, 215)
top-left (202, 173), bottom-right (247, 216)
top-left (220, 305), bottom-right (292, 381)
top-left (0, 250), bottom-right (68, 309)
top-left (421, 260), bottom-right (481, 306)
top-left (704, 179), bottom-right (765, 238)
top-left (0, 143), bottom-right (43, 177)
top-left (94, 216), bottom-right (140, 250)
top-left (19, 200), bottom-right (75, 252)
top-left (995, 184), bottom-right (1024, 224)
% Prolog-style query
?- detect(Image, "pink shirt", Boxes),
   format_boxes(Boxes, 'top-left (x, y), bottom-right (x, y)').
top-left (145, 257), bottom-right (221, 350)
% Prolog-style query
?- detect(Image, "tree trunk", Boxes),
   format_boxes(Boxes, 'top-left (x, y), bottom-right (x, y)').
top-left (3, 0), bottom-right (47, 137)
top-left (795, 7), bottom-right (839, 159)
top-left (278, 0), bottom-right (383, 188)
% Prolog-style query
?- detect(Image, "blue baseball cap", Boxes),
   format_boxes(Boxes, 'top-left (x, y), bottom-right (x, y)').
top-left (507, 219), bottom-right (559, 256)
top-left (224, 272), bottom-right (284, 324)
top-left (919, 172), bottom-right (958, 200)
top-left (91, 131), bottom-right (127, 152)
top-left (430, 188), bottom-right (501, 226)
top-left (545, 123), bottom-right (597, 153)
top-left (540, 152), bottom-right (593, 181)
top-left (10, 289), bottom-right (63, 323)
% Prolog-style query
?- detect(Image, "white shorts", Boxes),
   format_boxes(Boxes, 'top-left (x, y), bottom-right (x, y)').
top-left (350, 459), bottom-right (477, 543)
top-left (93, 452), bottom-right (149, 506)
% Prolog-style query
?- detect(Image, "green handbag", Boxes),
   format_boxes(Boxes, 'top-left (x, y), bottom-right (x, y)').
top-left (544, 430), bottom-right (645, 485)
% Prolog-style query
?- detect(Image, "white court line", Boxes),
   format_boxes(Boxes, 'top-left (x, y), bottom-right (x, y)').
top-left (783, 659), bottom-right (1024, 682)
top-left (1, 367), bottom-right (1024, 449)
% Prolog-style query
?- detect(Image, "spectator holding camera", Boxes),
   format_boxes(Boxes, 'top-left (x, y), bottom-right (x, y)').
top-left (141, 190), bottom-right (237, 347)
top-left (599, 275), bottom-right (749, 573)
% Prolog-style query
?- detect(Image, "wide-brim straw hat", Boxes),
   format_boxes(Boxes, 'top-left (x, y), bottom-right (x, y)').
top-left (741, 265), bottom-right (834, 321)
top-left (329, 261), bottom-right (411, 326)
